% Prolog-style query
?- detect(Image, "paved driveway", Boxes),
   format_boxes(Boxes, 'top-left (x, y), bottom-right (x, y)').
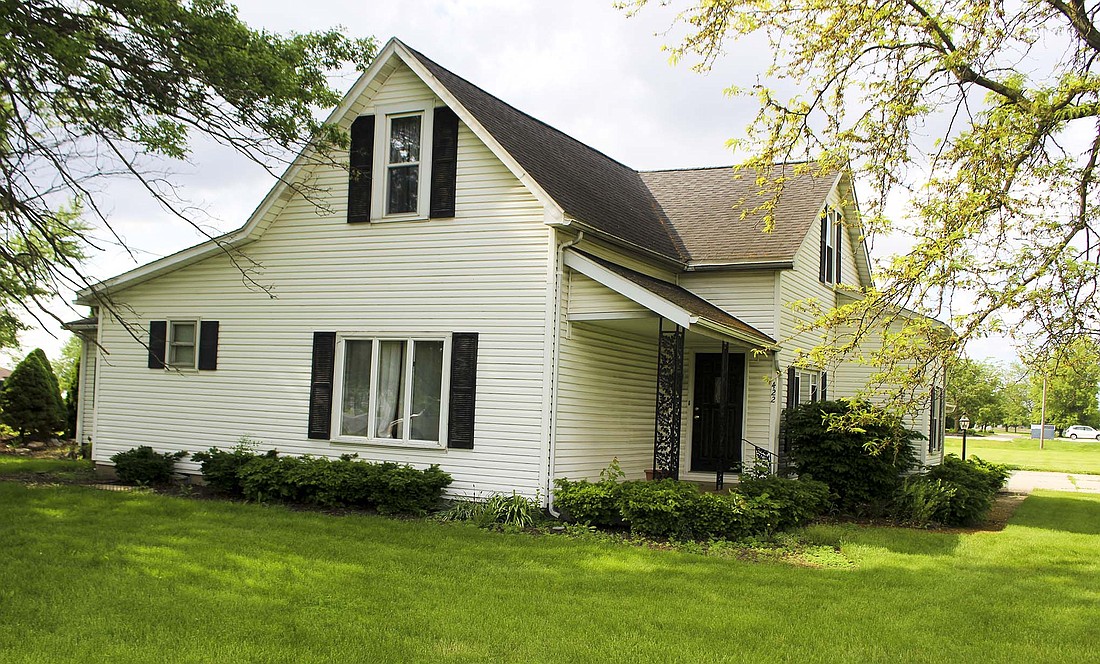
top-left (1005, 470), bottom-right (1100, 494)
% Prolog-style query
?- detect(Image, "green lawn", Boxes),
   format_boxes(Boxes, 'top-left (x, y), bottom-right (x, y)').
top-left (946, 435), bottom-right (1100, 474)
top-left (1, 481), bottom-right (1098, 662)
top-left (0, 455), bottom-right (93, 477)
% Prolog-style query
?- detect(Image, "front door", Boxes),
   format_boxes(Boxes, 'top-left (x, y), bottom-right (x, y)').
top-left (690, 352), bottom-right (745, 472)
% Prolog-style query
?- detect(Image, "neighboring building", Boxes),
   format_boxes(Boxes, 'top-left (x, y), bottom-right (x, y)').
top-left (0, 367), bottom-right (10, 388)
top-left (73, 38), bottom-right (946, 501)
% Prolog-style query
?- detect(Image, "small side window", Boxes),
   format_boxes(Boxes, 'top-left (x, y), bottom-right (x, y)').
top-left (168, 321), bottom-right (197, 369)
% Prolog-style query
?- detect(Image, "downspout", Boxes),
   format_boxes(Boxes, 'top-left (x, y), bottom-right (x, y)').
top-left (546, 230), bottom-right (584, 518)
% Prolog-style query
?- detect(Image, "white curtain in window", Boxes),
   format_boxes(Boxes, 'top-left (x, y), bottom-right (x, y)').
top-left (375, 340), bottom-right (406, 438)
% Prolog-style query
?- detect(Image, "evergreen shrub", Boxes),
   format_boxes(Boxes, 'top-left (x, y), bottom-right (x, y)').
top-left (784, 400), bottom-right (920, 512)
top-left (923, 455), bottom-right (1009, 525)
top-left (0, 349), bottom-right (66, 443)
top-left (110, 446), bottom-right (187, 484)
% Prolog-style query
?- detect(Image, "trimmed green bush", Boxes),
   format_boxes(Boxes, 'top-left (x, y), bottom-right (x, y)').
top-left (924, 455), bottom-right (1009, 525)
top-left (736, 476), bottom-right (832, 529)
top-left (234, 453), bottom-right (452, 515)
top-left (110, 446), bottom-right (187, 485)
top-left (190, 445), bottom-right (259, 496)
top-left (784, 400), bottom-right (921, 512)
top-left (617, 480), bottom-right (780, 540)
top-left (553, 478), bottom-right (621, 526)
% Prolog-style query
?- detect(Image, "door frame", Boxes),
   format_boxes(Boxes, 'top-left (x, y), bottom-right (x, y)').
top-left (685, 349), bottom-right (748, 473)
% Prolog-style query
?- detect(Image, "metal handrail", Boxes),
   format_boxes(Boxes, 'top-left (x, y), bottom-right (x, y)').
top-left (715, 439), bottom-right (778, 489)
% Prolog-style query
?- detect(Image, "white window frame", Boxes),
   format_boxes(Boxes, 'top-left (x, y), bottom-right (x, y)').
top-left (166, 319), bottom-right (199, 370)
top-left (370, 102), bottom-right (435, 222)
top-left (330, 333), bottom-right (451, 449)
top-left (793, 369), bottom-right (821, 406)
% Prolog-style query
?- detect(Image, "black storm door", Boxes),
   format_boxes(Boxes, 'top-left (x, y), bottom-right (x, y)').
top-left (690, 352), bottom-right (745, 472)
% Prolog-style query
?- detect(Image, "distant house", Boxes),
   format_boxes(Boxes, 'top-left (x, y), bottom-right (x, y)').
top-left (0, 367), bottom-right (10, 388)
top-left (72, 38), bottom-right (946, 502)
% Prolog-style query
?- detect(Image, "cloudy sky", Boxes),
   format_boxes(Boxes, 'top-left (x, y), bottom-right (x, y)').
top-left (7, 0), bottom-right (1016, 366)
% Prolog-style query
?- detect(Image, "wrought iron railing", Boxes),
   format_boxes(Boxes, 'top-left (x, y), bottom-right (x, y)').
top-left (714, 439), bottom-right (779, 490)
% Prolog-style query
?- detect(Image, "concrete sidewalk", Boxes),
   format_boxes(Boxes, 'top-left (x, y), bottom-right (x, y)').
top-left (1005, 470), bottom-right (1100, 494)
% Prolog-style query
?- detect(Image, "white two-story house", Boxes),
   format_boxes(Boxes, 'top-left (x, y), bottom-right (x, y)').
top-left (71, 38), bottom-right (946, 502)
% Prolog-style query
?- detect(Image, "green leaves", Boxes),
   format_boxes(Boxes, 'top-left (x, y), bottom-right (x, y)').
top-left (0, 0), bottom-right (376, 348)
top-left (627, 0), bottom-right (1100, 401)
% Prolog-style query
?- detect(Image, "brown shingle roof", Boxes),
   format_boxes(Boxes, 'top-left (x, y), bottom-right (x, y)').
top-left (640, 165), bottom-right (837, 264)
top-left (401, 41), bottom-right (835, 267)
top-left (402, 42), bottom-right (687, 261)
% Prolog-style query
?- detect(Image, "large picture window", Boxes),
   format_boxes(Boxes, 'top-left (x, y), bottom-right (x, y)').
top-left (335, 336), bottom-right (448, 445)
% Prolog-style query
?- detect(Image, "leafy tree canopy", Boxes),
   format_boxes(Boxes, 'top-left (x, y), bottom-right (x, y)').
top-left (625, 0), bottom-right (1100, 407)
top-left (946, 358), bottom-right (1004, 431)
top-left (53, 334), bottom-right (82, 394)
top-left (0, 0), bottom-right (375, 347)
top-left (1029, 337), bottom-right (1100, 431)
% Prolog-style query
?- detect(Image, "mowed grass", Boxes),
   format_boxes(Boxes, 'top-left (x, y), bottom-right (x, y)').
top-left (0, 455), bottom-right (92, 477)
top-left (946, 435), bottom-right (1100, 474)
top-left (1, 483), bottom-right (1099, 662)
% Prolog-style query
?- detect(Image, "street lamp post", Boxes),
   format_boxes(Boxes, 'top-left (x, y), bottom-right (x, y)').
top-left (959, 414), bottom-right (972, 460)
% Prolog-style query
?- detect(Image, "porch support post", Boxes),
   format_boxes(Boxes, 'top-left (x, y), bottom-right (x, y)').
top-left (652, 317), bottom-right (685, 480)
top-left (716, 341), bottom-right (730, 490)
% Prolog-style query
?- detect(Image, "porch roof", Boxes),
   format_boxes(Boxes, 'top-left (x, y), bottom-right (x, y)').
top-left (563, 250), bottom-right (776, 348)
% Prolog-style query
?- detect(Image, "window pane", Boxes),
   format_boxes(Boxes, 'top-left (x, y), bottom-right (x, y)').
top-left (389, 115), bottom-right (421, 163)
top-left (340, 340), bottom-right (372, 437)
top-left (411, 341), bottom-right (444, 441)
top-left (169, 344), bottom-right (195, 367)
top-left (172, 322), bottom-right (195, 343)
top-left (799, 372), bottom-right (812, 404)
top-left (374, 340), bottom-right (407, 439)
top-left (387, 165), bottom-right (418, 214)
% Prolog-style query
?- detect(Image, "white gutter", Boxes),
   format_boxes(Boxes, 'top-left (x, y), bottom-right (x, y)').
top-left (545, 230), bottom-right (584, 517)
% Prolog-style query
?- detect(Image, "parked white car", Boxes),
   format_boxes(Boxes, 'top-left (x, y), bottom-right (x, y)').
top-left (1064, 425), bottom-right (1100, 440)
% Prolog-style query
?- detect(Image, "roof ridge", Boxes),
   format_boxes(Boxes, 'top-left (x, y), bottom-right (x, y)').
top-left (640, 159), bottom-right (822, 174)
top-left (398, 41), bottom-right (640, 176)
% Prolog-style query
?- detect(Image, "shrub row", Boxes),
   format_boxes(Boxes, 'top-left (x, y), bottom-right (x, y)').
top-left (110, 444), bottom-right (453, 515)
top-left (554, 475), bottom-right (830, 540)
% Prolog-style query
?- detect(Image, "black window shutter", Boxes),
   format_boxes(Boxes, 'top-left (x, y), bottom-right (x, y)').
top-left (820, 370), bottom-right (828, 401)
top-left (347, 115), bottom-right (374, 223)
top-left (819, 214), bottom-right (828, 283)
top-left (448, 332), bottom-right (478, 449)
top-left (148, 321), bottom-right (167, 369)
top-left (430, 107), bottom-right (459, 218)
top-left (308, 332), bottom-right (337, 440)
top-left (198, 321), bottom-right (219, 370)
top-left (929, 387), bottom-right (937, 452)
top-left (786, 366), bottom-right (797, 409)
top-left (834, 218), bottom-right (843, 284)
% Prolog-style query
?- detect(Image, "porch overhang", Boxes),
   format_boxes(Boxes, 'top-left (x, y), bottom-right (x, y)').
top-left (563, 250), bottom-right (777, 350)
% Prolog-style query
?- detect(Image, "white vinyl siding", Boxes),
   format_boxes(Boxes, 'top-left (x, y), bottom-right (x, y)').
top-left (76, 335), bottom-right (97, 447)
top-left (554, 319), bottom-right (658, 481)
top-left (679, 270), bottom-right (779, 338)
top-left (89, 64), bottom-right (552, 499)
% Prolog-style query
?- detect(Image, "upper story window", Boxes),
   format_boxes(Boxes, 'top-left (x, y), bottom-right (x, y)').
top-left (347, 104), bottom-right (460, 224)
top-left (820, 207), bottom-right (844, 285)
top-left (168, 321), bottom-right (197, 369)
top-left (386, 114), bottom-right (422, 215)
